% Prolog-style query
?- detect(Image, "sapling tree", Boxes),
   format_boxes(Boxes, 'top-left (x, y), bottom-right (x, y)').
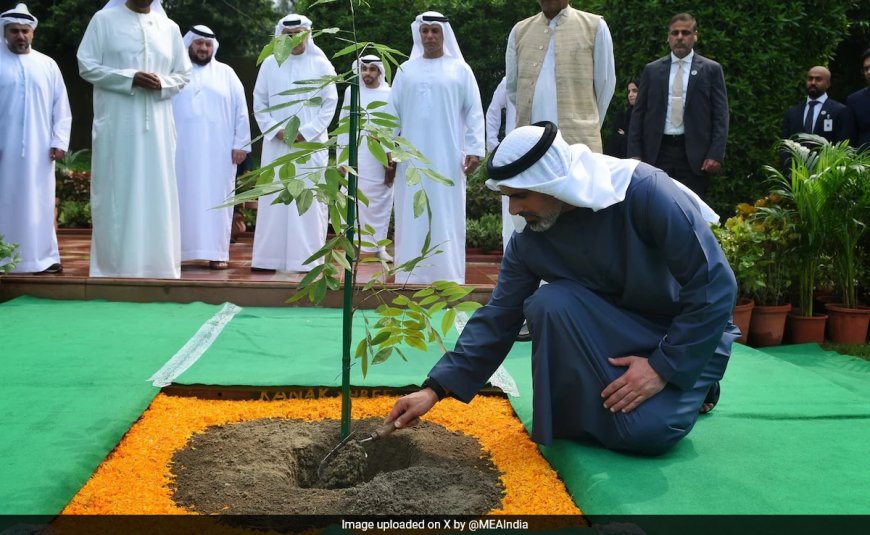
top-left (227, 0), bottom-right (482, 436)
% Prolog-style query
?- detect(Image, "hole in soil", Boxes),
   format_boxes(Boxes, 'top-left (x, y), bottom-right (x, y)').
top-left (170, 417), bottom-right (504, 516)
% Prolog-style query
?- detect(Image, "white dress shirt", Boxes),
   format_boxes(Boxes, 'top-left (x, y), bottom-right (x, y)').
top-left (664, 51), bottom-right (693, 135)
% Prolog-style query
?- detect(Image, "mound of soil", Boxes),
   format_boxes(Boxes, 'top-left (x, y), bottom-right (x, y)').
top-left (170, 418), bottom-right (504, 516)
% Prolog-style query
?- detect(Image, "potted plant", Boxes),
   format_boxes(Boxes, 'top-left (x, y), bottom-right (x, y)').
top-left (812, 139), bottom-right (870, 343)
top-left (765, 137), bottom-right (830, 343)
top-left (743, 197), bottom-right (797, 346)
top-left (713, 205), bottom-right (766, 344)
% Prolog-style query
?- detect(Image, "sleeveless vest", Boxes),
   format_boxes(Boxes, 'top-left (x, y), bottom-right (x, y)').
top-left (514, 7), bottom-right (602, 151)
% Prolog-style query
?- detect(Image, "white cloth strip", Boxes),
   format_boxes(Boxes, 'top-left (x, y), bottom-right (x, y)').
top-left (148, 302), bottom-right (241, 387)
top-left (454, 311), bottom-right (520, 397)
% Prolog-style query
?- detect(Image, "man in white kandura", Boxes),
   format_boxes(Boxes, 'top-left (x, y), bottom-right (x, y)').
top-left (173, 25), bottom-right (250, 270)
top-left (388, 11), bottom-right (485, 284)
top-left (251, 14), bottom-right (338, 273)
top-left (0, 3), bottom-right (71, 274)
top-left (337, 54), bottom-right (394, 262)
top-left (77, 0), bottom-right (191, 278)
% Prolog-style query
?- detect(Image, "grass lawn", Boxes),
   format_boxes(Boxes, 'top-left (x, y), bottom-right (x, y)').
top-left (824, 342), bottom-right (870, 361)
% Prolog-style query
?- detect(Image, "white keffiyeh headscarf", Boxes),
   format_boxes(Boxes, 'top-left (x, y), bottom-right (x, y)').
top-left (486, 123), bottom-right (719, 224)
top-left (183, 24), bottom-right (219, 56)
top-left (409, 11), bottom-right (464, 62)
top-left (273, 14), bottom-right (328, 62)
top-left (101, 0), bottom-right (165, 15)
top-left (1, 3), bottom-right (37, 29)
top-left (352, 54), bottom-right (388, 87)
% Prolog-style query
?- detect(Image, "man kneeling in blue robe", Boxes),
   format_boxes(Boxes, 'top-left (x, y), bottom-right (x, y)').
top-left (387, 121), bottom-right (739, 455)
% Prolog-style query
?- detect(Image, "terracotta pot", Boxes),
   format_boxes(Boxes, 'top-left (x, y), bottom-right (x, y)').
top-left (732, 298), bottom-right (754, 345)
top-left (748, 303), bottom-right (791, 347)
top-left (788, 313), bottom-right (828, 344)
top-left (824, 303), bottom-right (870, 344)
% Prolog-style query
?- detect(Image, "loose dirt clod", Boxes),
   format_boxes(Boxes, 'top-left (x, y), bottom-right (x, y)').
top-left (169, 417), bottom-right (504, 517)
top-left (317, 439), bottom-right (366, 489)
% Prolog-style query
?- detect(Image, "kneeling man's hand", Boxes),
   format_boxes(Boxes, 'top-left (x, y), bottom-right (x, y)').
top-left (601, 356), bottom-right (666, 414)
top-left (386, 388), bottom-right (438, 429)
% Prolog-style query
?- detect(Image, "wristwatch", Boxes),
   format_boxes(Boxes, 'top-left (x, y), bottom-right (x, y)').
top-left (421, 377), bottom-right (447, 401)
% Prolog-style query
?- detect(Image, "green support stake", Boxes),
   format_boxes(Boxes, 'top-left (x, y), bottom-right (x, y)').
top-left (341, 71), bottom-right (360, 439)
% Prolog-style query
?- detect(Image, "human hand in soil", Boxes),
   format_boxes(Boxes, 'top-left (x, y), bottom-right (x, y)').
top-left (387, 388), bottom-right (439, 428)
top-left (601, 356), bottom-right (666, 413)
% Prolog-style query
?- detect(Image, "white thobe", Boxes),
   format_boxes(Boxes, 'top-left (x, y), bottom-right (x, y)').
top-left (337, 83), bottom-right (393, 253)
top-left (485, 77), bottom-right (516, 153)
top-left (252, 51), bottom-right (338, 272)
top-left (483, 77), bottom-right (524, 251)
top-left (77, 6), bottom-right (191, 278)
top-left (389, 56), bottom-right (485, 284)
top-left (173, 60), bottom-right (250, 262)
top-left (0, 46), bottom-right (71, 273)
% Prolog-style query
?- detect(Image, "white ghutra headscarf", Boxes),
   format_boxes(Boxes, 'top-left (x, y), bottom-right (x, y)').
top-left (409, 11), bottom-right (464, 61)
top-left (487, 123), bottom-right (719, 224)
top-left (352, 54), bottom-right (388, 88)
top-left (101, 0), bottom-right (166, 15)
top-left (273, 13), bottom-right (328, 62)
top-left (183, 24), bottom-right (219, 56)
top-left (1, 3), bottom-right (37, 29)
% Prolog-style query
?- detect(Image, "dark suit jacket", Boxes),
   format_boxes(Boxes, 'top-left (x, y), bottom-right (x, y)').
top-left (628, 53), bottom-right (729, 175)
top-left (847, 87), bottom-right (870, 151)
top-left (781, 96), bottom-right (853, 144)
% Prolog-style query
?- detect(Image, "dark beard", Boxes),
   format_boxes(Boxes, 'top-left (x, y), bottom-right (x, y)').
top-left (189, 52), bottom-right (212, 66)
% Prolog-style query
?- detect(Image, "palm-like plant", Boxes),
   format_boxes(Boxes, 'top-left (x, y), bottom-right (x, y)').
top-left (813, 141), bottom-right (870, 308)
top-left (764, 136), bottom-right (831, 317)
top-left (766, 135), bottom-right (870, 314)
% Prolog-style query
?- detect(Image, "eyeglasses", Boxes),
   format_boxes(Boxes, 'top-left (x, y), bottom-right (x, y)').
top-left (669, 30), bottom-right (695, 37)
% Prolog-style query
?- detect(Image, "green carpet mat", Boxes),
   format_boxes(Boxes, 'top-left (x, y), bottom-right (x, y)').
top-left (758, 343), bottom-right (870, 402)
top-left (0, 296), bottom-right (223, 515)
top-left (173, 307), bottom-right (454, 387)
top-left (501, 343), bottom-right (870, 514)
top-left (4, 298), bottom-right (869, 515)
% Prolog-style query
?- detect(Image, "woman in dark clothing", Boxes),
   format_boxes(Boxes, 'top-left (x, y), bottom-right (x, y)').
top-left (605, 79), bottom-right (639, 158)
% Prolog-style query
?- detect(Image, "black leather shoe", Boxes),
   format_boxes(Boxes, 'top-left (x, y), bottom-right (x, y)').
top-left (515, 322), bottom-right (531, 342)
top-left (41, 263), bottom-right (63, 274)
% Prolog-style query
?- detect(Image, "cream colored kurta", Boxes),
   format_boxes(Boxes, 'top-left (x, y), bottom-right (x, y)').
top-left (173, 59), bottom-right (250, 262)
top-left (77, 5), bottom-right (191, 278)
top-left (389, 56), bottom-right (485, 284)
top-left (252, 50), bottom-right (338, 272)
top-left (337, 83), bottom-right (393, 253)
top-left (0, 46), bottom-right (71, 273)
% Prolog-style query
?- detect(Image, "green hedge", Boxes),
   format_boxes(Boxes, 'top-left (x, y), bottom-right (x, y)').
top-left (601, 0), bottom-right (856, 217)
top-left (297, 0), bottom-right (858, 218)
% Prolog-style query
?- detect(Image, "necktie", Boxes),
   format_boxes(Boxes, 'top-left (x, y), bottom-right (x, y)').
top-left (671, 60), bottom-right (684, 127)
top-left (804, 100), bottom-right (819, 133)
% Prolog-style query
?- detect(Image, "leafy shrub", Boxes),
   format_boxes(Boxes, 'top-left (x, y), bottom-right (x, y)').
top-left (714, 195), bottom-right (797, 306)
top-left (466, 213), bottom-right (502, 253)
top-left (466, 163), bottom-right (501, 221)
top-left (0, 234), bottom-right (20, 274)
top-left (56, 149), bottom-right (92, 227)
top-left (58, 200), bottom-right (92, 228)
